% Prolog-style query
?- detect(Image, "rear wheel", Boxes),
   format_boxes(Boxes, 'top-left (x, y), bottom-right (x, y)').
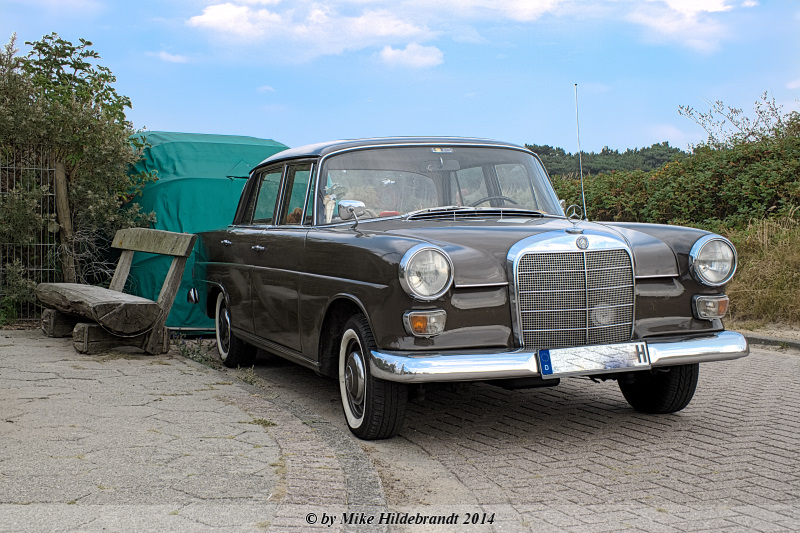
top-left (619, 364), bottom-right (699, 414)
top-left (215, 292), bottom-right (257, 368)
top-left (339, 314), bottom-right (408, 439)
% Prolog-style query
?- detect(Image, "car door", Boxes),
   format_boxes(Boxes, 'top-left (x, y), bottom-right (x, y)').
top-left (221, 166), bottom-right (284, 336)
top-left (249, 162), bottom-right (313, 356)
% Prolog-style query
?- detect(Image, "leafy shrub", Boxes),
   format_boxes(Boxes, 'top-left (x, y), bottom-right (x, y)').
top-left (0, 259), bottom-right (37, 326)
top-left (0, 181), bottom-right (50, 245)
top-left (553, 111), bottom-right (800, 232)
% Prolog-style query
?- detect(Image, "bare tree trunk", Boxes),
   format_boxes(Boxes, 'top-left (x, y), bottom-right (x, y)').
top-left (55, 161), bottom-right (77, 283)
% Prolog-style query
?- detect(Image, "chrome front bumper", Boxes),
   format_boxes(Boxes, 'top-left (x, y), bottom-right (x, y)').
top-left (369, 330), bottom-right (749, 383)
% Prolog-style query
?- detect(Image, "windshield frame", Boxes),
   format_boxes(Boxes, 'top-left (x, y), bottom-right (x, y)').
top-left (313, 142), bottom-right (565, 226)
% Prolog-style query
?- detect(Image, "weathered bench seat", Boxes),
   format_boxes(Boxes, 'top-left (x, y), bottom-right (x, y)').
top-left (36, 283), bottom-right (162, 336)
top-left (36, 228), bottom-right (197, 354)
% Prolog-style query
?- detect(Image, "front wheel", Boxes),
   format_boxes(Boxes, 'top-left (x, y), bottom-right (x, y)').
top-left (215, 292), bottom-right (257, 368)
top-left (618, 363), bottom-right (699, 414)
top-left (339, 314), bottom-right (408, 440)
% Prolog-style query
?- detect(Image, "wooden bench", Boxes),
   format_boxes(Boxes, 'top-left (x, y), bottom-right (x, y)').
top-left (36, 228), bottom-right (197, 354)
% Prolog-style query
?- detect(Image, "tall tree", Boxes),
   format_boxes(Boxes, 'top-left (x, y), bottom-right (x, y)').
top-left (0, 33), bottom-right (153, 285)
top-left (527, 142), bottom-right (684, 177)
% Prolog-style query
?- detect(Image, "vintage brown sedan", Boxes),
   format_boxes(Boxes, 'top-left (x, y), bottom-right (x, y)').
top-left (190, 137), bottom-right (748, 439)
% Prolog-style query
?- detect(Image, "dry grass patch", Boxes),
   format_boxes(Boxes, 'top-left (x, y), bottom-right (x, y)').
top-left (726, 211), bottom-right (800, 324)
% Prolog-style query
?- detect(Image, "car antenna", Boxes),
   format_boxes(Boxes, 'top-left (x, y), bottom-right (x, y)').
top-left (575, 83), bottom-right (588, 221)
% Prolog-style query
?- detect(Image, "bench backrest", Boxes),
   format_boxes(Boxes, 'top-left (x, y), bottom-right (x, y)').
top-left (108, 228), bottom-right (197, 304)
top-left (112, 228), bottom-right (196, 257)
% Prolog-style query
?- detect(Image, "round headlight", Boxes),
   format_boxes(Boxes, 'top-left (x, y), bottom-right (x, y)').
top-left (689, 235), bottom-right (737, 286)
top-left (399, 245), bottom-right (453, 300)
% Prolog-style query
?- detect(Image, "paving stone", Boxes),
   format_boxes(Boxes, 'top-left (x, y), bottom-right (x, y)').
top-left (3, 330), bottom-right (799, 532)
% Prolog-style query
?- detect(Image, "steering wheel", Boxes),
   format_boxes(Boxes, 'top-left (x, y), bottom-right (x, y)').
top-left (469, 195), bottom-right (519, 207)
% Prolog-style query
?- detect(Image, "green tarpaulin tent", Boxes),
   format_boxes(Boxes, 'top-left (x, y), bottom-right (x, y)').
top-left (127, 131), bottom-right (288, 330)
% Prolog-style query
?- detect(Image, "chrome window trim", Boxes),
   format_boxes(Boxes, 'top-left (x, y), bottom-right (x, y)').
top-left (506, 230), bottom-right (636, 349)
top-left (688, 234), bottom-right (738, 287)
top-left (247, 164), bottom-right (286, 226)
top-left (274, 160), bottom-right (315, 227)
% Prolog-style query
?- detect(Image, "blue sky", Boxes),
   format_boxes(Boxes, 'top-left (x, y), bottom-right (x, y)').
top-left (2, 0), bottom-right (798, 153)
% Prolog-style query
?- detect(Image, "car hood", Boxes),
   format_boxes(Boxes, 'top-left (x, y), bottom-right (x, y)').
top-left (371, 217), bottom-right (680, 287)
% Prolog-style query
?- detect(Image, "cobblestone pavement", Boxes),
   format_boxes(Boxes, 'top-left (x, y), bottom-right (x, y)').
top-left (0, 330), bottom-right (376, 533)
top-left (250, 342), bottom-right (800, 533)
top-left (2, 329), bottom-right (798, 532)
top-left (0, 330), bottom-right (284, 532)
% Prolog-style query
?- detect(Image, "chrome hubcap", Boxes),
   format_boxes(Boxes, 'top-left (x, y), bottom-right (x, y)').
top-left (219, 306), bottom-right (231, 354)
top-left (345, 348), bottom-right (366, 412)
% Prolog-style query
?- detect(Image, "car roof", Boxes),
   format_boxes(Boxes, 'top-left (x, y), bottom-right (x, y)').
top-left (252, 136), bottom-right (526, 171)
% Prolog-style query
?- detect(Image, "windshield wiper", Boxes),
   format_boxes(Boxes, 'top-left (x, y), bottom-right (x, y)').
top-left (472, 206), bottom-right (547, 215)
top-left (403, 205), bottom-right (470, 218)
top-left (405, 205), bottom-right (557, 221)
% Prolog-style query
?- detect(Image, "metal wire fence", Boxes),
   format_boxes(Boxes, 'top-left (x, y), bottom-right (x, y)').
top-left (0, 145), bottom-right (59, 320)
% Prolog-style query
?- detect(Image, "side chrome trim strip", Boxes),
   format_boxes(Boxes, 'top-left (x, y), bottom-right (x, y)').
top-left (454, 282), bottom-right (509, 289)
top-left (369, 331), bottom-right (748, 383)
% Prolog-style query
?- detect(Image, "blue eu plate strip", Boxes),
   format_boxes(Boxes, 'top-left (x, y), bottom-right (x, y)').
top-left (538, 350), bottom-right (553, 376)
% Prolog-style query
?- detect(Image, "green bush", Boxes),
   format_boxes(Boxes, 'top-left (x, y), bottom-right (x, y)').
top-left (0, 259), bottom-right (37, 326)
top-left (553, 112), bottom-right (800, 233)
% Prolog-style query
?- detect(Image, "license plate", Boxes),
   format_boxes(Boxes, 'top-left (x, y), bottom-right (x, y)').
top-left (538, 342), bottom-right (650, 378)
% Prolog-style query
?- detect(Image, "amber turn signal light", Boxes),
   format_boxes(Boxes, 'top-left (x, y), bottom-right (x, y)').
top-left (403, 310), bottom-right (447, 337)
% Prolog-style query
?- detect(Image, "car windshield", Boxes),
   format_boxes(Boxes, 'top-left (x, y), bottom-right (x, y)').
top-left (316, 145), bottom-right (564, 225)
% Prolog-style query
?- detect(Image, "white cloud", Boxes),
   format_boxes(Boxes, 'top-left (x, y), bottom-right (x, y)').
top-left (787, 79), bottom-right (800, 90)
top-left (626, 1), bottom-right (731, 52)
top-left (184, 0), bottom-right (756, 62)
top-left (154, 51), bottom-right (188, 63)
top-left (257, 85), bottom-right (276, 93)
top-left (187, 3), bottom-right (283, 39)
top-left (653, 0), bottom-right (732, 16)
top-left (378, 43), bottom-right (444, 67)
top-left (187, 2), bottom-right (429, 60)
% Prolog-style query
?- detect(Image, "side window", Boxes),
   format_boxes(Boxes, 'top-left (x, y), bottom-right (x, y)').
top-left (280, 163), bottom-right (313, 225)
top-left (453, 167), bottom-right (488, 206)
top-left (252, 167), bottom-right (283, 224)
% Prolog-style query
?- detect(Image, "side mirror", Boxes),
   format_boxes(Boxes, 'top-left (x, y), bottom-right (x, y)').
top-left (339, 200), bottom-right (366, 221)
top-left (559, 199), bottom-right (566, 210)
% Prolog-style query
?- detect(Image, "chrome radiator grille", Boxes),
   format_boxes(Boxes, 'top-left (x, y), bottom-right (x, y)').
top-left (516, 249), bottom-right (634, 349)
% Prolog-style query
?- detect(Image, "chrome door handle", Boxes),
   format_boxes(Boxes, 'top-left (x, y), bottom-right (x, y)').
top-left (251, 245), bottom-right (265, 252)
top-left (221, 239), bottom-right (232, 247)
